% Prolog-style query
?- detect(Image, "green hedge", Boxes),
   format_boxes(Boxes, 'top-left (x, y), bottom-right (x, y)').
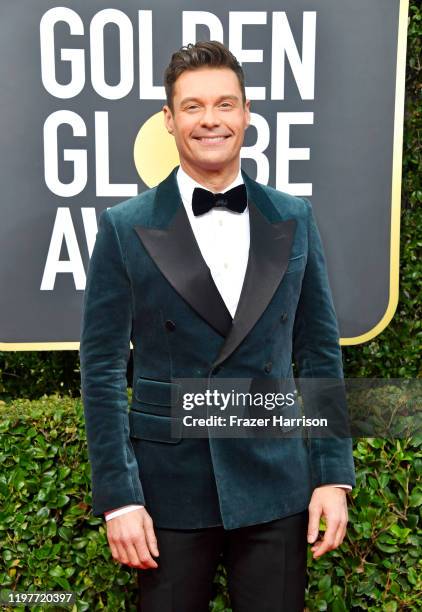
top-left (0, 395), bottom-right (420, 611)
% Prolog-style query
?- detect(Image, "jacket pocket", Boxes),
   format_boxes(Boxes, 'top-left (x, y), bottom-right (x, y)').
top-left (134, 376), bottom-right (181, 406)
top-left (129, 410), bottom-right (182, 444)
top-left (285, 253), bottom-right (306, 274)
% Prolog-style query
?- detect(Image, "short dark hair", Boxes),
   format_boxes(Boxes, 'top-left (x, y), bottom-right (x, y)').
top-left (164, 41), bottom-right (246, 113)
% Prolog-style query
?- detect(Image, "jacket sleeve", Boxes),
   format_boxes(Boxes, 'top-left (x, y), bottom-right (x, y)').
top-left (79, 207), bottom-right (145, 516)
top-left (292, 198), bottom-right (356, 489)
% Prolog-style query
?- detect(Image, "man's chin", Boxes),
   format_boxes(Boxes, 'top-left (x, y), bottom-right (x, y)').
top-left (191, 154), bottom-right (237, 172)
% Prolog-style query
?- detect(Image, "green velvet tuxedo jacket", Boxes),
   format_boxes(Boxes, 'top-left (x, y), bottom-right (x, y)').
top-left (79, 165), bottom-right (356, 530)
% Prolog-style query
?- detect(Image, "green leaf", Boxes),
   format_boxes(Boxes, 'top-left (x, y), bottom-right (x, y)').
top-left (49, 565), bottom-right (64, 578)
top-left (332, 595), bottom-right (348, 612)
top-left (409, 488), bottom-right (422, 507)
top-left (318, 575), bottom-right (331, 591)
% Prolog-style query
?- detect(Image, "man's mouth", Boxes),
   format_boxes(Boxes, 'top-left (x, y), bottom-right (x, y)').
top-left (194, 135), bottom-right (231, 144)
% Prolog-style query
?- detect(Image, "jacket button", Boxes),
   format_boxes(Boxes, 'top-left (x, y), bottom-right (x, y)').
top-left (280, 312), bottom-right (288, 322)
top-left (165, 320), bottom-right (176, 331)
top-left (264, 362), bottom-right (272, 373)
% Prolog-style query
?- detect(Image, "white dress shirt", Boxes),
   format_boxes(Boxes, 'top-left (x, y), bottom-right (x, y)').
top-left (104, 165), bottom-right (351, 521)
top-left (177, 164), bottom-right (250, 318)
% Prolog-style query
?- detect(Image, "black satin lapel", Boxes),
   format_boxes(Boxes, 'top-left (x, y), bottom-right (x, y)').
top-left (212, 199), bottom-right (297, 367)
top-left (134, 204), bottom-right (232, 337)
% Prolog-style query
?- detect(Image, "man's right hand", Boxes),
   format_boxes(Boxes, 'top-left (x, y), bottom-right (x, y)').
top-left (106, 507), bottom-right (159, 569)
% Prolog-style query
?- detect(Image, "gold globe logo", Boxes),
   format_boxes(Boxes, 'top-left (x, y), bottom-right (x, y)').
top-left (133, 111), bottom-right (180, 187)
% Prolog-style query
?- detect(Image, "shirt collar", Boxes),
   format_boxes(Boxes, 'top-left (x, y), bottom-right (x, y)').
top-left (176, 164), bottom-right (244, 211)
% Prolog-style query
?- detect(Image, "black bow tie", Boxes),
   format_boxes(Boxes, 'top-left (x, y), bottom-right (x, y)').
top-left (192, 183), bottom-right (247, 216)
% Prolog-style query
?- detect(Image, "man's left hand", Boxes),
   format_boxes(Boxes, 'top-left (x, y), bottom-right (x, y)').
top-left (307, 486), bottom-right (349, 559)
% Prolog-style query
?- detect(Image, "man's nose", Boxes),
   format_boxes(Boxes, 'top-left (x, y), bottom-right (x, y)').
top-left (199, 106), bottom-right (221, 127)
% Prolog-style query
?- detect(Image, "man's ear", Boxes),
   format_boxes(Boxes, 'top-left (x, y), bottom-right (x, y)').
top-left (245, 99), bottom-right (251, 129)
top-left (162, 105), bottom-right (174, 134)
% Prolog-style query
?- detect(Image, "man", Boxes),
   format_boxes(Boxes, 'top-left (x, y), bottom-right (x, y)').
top-left (80, 41), bottom-right (355, 611)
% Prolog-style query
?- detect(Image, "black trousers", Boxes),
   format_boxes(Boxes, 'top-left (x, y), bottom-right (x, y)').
top-left (137, 509), bottom-right (308, 612)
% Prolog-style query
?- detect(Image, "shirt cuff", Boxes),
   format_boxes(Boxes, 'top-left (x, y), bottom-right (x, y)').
top-left (317, 484), bottom-right (353, 491)
top-left (104, 505), bottom-right (144, 521)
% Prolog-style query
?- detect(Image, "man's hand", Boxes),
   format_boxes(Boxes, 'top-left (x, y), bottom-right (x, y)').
top-left (307, 486), bottom-right (348, 559)
top-left (106, 507), bottom-right (159, 569)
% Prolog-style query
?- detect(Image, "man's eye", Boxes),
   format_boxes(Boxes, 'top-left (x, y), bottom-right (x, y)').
top-left (220, 103), bottom-right (232, 108)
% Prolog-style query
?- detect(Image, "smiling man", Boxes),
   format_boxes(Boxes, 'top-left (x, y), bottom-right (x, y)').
top-left (163, 64), bottom-right (249, 190)
top-left (80, 41), bottom-right (355, 611)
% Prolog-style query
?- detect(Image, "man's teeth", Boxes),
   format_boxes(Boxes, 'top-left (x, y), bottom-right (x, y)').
top-left (198, 136), bottom-right (227, 142)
